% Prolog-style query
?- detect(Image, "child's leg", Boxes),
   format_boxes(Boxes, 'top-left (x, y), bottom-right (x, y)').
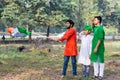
top-left (71, 56), bottom-right (77, 76)
top-left (81, 64), bottom-right (86, 77)
top-left (93, 62), bottom-right (99, 76)
top-left (99, 63), bottom-right (104, 77)
top-left (85, 65), bottom-right (90, 78)
top-left (62, 56), bottom-right (70, 76)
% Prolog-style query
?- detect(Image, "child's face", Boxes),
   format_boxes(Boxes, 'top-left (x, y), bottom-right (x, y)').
top-left (93, 18), bottom-right (100, 25)
top-left (66, 22), bottom-right (71, 28)
top-left (84, 30), bottom-right (90, 35)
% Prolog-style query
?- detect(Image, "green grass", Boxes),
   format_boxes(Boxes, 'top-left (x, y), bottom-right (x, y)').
top-left (0, 41), bottom-right (119, 80)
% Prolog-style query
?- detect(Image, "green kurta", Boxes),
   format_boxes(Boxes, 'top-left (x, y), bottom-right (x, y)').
top-left (90, 25), bottom-right (105, 63)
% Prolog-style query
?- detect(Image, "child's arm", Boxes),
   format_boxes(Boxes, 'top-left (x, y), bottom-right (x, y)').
top-left (88, 36), bottom-right (93, 58)
top-left (78, 31), bottom-right (85, 40)
top-left (94, 27), bottom-right (104, 53)
top-left (94, 40), bottom-right (101, 53)
top-left (47, 37), bottom-right (61, 42)
top-left (89, 36), bottom-right (93, 54)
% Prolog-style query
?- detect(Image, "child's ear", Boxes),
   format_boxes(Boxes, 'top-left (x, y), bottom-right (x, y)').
top-left (70, 24), bottom-right (72, 27)
top-left (89, 31), bottom-right (91, 33)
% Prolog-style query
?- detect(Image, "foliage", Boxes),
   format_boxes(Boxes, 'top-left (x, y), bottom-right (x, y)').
top-left (0, 0), bottom-right (120, 37)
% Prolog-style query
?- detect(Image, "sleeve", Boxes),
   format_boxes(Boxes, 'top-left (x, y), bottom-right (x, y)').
top-left (60, 29), bottom-right (75, 42)
top-left (89, 36), bottom-right (93, 55)
top-left (78, 32), bottom-right (84, 40)
top-left (98, 27), bottom-right (104, 41)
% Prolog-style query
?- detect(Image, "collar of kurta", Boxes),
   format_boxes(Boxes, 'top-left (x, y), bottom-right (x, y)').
top-left (95, 25), bottom-right (102, 27)
top-left (93, 25), bottom-right (101, 29)
top-left (69, 27), bottom-right (73, 29)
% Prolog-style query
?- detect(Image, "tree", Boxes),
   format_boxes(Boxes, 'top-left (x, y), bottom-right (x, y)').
top-left (113, 4), bottom-right (120, 33)
top-left (97, 0), bottom-right (110, 26)
top-left (1, 0), bottom-right (68, 40)
top-left (75, 0), bottom-right (102, 31)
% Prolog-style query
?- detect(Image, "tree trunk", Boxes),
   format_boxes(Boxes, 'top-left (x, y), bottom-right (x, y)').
top-left (28, 26), bottom-right (32, 41)
top-left (77, 0), bottom-right (84, 32)
top-left (46, 26), bottom-right (50, 40)
top-left (46, 26), bottom-right (50, 37)
top-left (118, 24), bottom-right (120, 33)
top-left (117, 19), bottom-right (120, 33)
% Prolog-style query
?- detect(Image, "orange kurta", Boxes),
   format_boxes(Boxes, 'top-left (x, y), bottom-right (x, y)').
top-left (60, 27), bottom-right (78, 56)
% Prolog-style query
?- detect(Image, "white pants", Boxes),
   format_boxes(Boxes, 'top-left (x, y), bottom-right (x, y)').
top-left (93, 59), bottom-right (104, 77)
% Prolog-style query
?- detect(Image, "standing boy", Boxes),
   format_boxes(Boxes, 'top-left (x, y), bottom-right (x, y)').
top-left (78, 25), bottom-right (93, 78)
top-left (90, 16), bottom-right (105, 80)
top-left (48, 20), bottom-right (78, 78)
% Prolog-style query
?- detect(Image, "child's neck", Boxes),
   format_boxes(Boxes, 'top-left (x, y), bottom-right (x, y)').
top-left (85, 34), bottom-right (89, 36)
top-left (95, 23), bottom-right (100, 26)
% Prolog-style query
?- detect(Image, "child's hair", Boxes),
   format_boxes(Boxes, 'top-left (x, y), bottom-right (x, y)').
top-left (66, 19), bottom-right (74, 27)
top-left (94, 16), bottom-right (102, 24)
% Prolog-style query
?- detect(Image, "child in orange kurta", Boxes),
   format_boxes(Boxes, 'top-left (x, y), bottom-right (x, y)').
top-left (48, 20), bottom-right (78, 78)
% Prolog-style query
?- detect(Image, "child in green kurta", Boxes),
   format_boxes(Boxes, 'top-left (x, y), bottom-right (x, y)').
top-left (90, 16), bottom-right (105, 80)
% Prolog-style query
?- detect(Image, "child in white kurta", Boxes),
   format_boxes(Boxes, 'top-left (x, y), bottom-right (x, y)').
top-left (78, 25), bottom-right (93, 78)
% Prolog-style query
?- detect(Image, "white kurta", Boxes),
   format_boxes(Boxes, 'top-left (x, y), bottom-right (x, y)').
top-left (78, 32), bottom-right (93, 65)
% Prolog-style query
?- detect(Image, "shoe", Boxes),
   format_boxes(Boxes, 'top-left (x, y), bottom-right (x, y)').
top-left (73, 75), bottom-right (77, 78)
top-left (81, 75), bottom-right (86, 78)
top-left (92, 76), bottom-right (98, 79)
top-left (61, 75), bottom-right (65, 78)
top-left (98, 76), bottom-right (103, 80)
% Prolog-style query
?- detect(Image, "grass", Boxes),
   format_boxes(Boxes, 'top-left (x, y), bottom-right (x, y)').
top-left (0, 41), bottom-right (119, 80)
top-left (105, 41), bottom-right (120, 60)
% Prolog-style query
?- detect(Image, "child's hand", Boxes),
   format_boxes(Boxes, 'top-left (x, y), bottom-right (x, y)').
top-left (47, 36), bottom-right (53, 40)
top-left (55, 39), bottom-right (59, 42)
top-left (55, 39), bottom-right (62, 42)
top-left (81, 31), bottom-right (85, 34)
top-left (48, 37), bottom-right (61, 42)
top-left (89, 55), bottom-right (91, 59)
top-left (94, 47), bottom-right (98, 53)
